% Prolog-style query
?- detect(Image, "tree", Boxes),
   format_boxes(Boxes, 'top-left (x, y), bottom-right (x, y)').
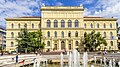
top-left (83, 30), bottom-right (107, 51)
top-left (16, 28), bottom-right (45, 53)
top-left (35, 30), bottom-right (45, 52)
top-left (16, 28), bottom-right (31, 53)
top-left (29, 30), bottom-right (45, 53)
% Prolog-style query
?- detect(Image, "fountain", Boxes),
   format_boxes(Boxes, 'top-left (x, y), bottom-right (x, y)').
top-left (33, 59), bottom-right (40, 67)
top-left (60, 52), bottom-right (63, 67)
top-left (77, 52), bottom-right (80, 67)
top-left (118, 61), bottom-right (120, 67)
top-left (113, 59), bottom-right (115, 67)
top-left (100, 59), bottom-right (102, 65)
top-left (103, 57), bottom-right (106, 66)
top-left (109, 59), bottom-right (112, 67)
top-left (83, 52), bottom-right (88, 67)
top-left (61, 49), bottom-right (82, 67)
top-left (94, 56), bottom-right (96, 64)
top-left (68, 52), bottom-right (72, 67)
top-left (91, 65), bottom-right (94, 67)
top-left (73, 49), bottom-right (77, 67)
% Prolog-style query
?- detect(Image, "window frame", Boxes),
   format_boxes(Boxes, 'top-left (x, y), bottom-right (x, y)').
top-left (68, 20), bottom-right (72, 28)
top-left (47, 41), bottom-right (50, 46)
top-left (47, 20), bottom-right (51, 28)
top-left (75, 20), bottom-right (79, 28)
top-left (47, 31), bottom-right (50, 37)
top-left (61, 20), bottom-right (65, 28)
top-left (54, 20), bottom-right (58, 28)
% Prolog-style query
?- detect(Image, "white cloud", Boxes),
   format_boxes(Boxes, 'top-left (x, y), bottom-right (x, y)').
top-left (83, 0), bottom-right (120, 23)
top-left (0, 0), bottom-right (42, 28)
top-left (82, 0), bottom-right (94, 4)
top-left (55, 2), bottom-right (63, 6)
top-left (83, 8), bottom-right (91, 16)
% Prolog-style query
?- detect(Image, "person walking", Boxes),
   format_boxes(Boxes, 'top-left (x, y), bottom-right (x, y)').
top-left (16, 53), bottom-right (18, 63)
top-left (1, 51), bottom-right (3, 56)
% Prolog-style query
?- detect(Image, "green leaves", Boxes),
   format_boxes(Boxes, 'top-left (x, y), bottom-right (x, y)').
top-left (16, 29), bottom-right (45, 53)
top-left (83, 30), bottom-right (107, 51)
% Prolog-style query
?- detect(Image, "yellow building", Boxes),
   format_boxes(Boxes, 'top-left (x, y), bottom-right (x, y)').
top-left (0, 28), bottom-right (6, 50)
top-left (6, 5), bottom-right (118, 52)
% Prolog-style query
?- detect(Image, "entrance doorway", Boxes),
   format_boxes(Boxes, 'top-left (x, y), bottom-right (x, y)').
top-left (61, 41), bottom-right (65, 50)
top-left (69, 44), bottom-right (71, 50)
top-left (54, 44), bottom-right (57, 50)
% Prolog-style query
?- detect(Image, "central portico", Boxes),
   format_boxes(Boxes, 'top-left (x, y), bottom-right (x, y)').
top-left (41, 5), bottom-right (84, 51)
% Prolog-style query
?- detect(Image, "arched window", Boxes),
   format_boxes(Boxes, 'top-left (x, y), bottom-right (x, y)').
top-left (11, 32), bottom-right (14, 38)
top-left (18, 32), bottom-right (20, 37)
top-left (11, 23), bottom-right (14, 28)
top-left (47, 31), bottom-right (50, 37)
top-left (75, 41), bottom-right (78, 46)
top-left (54, 31), bottom-right (57, 37)
top-left (91, 23), bottom-right (93, 28)
top-left (18, 23), bottom-right (20, 28)
top-left (47, 41), bottom-right (50, 46)
top-left (104, 32), bottom-right (106, 38)
top-left (75, 31), bottom-right (78, 37)
top-left (61, 20), bottom-right (65, 28)
top-left (110, 32), bottom-right (113, 39)
top-left (110, 23), bottom-right (112, 28)
top-left (68, 31), bottom-right (71, 37)
top-left (11, 42), bottom-right (14, 47)
top-left (110, 41), bottom-right (113, 46)
top-left (104, 23), bottom-right (106, 28)
top-left (97, 23), bottom-right (99, 28)
top-left (32, 23), bottom-right (34, 28)
top-left (24, 23), bottom-right (27, 28)
top-left (54, 20), bottom-right (58, 28)
top-left (68, 20), bottom-right (72, 28)
top-left (75, 20), bottom-right (79, 27)
top-left (62, 31), bottom-right (64, 38)
top-left (38, 23), bottom-right (41, 28)
top-left (47, 20), bottom-right (51, 27)
top-left (84, 23), bottom-right (86, 28)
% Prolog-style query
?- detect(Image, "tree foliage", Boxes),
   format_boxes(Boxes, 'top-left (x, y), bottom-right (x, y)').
top-left (83, 30), bottom-right (107, 51)
top-left (16, 28), bottom-right (45, 53)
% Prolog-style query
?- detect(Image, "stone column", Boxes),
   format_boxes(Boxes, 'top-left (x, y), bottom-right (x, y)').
top-left (51, 38), bottom-right (54, 51)
top-left (57, 40), bottom-right (59, 50)
top-left (66, 40), bottom-right (68, 50)
top-left (73, 40), bottom-right (75, 49)
top-left (59, 40), bottom-right (61, 50)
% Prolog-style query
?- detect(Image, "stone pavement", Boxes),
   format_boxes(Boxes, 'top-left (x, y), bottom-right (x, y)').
top-left (0, 52), bottom-right (120, 67)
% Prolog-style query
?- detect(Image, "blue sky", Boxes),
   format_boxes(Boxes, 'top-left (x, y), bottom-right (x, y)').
top-left (0, 0), bottom-right (120, 29)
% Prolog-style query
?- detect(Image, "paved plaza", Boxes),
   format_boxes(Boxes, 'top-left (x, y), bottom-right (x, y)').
top-left (0, 52), bottom-right (120, 67)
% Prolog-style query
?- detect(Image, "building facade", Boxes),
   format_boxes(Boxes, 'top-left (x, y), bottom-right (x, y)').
top-left (6, 5), bottom-right (118, 51)
top-left (0, 28), bottom-right (6, 50)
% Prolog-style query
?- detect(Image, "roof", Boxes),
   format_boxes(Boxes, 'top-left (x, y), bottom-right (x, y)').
top-left (41, 6), bottom-right (84, 11)
top-left (19, 16), bottom-right (41, 18)
top-left (5, 17), bottom-right (41, 21)
top-left (84, 16), bottom-right (117, 21)
top-left (84, 17), bottom-right (103, 18)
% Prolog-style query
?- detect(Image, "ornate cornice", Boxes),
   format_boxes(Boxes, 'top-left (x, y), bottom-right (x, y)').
top-left (84, 18), bottom-right (117, 21)
top-left (41, 6), bottom-right (84, 11)
top-left (5, 18), bottom-right (41, 21)
top-left (41, 28), bottom-right (84, 30)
